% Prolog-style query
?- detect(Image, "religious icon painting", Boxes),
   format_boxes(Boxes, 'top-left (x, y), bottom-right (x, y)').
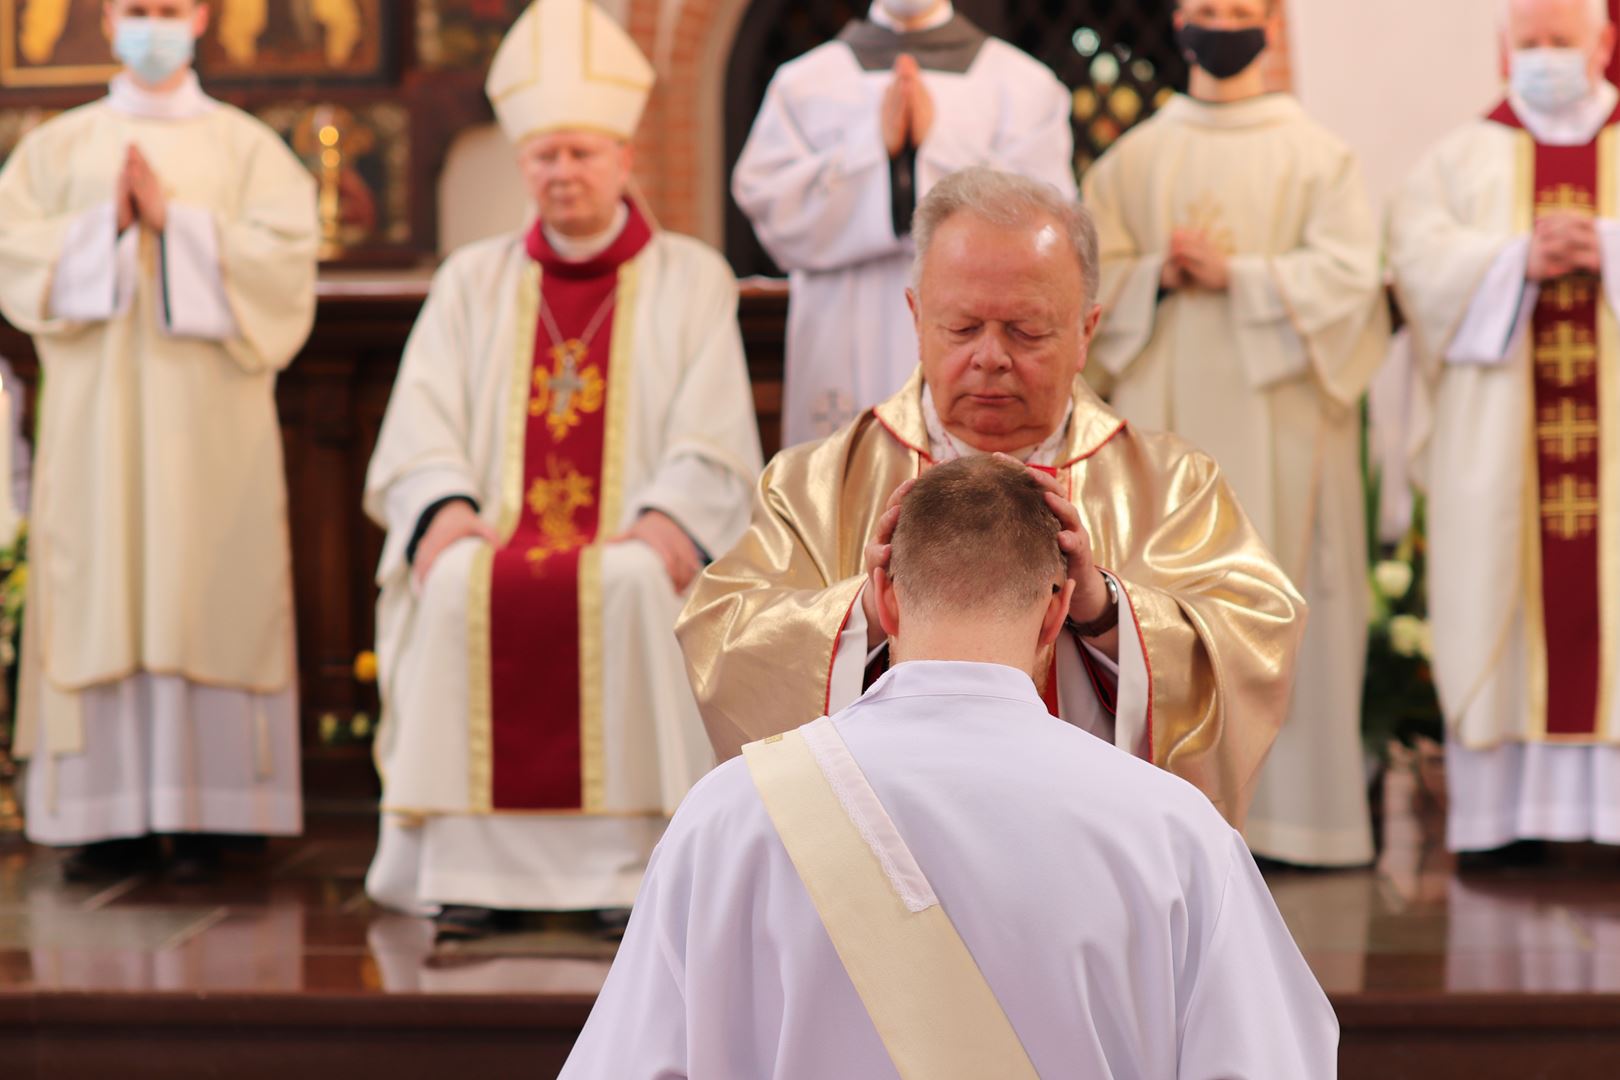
top-left (0, 0), bottom-right (120, 88)
top-left (256, 100), bottom-right (414, 264)
top-left (197, 0), bottom-right (394, 83)
top-left (416, 0), bottom-right (526, 72)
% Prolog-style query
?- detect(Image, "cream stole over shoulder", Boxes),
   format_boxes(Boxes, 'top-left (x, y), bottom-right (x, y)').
top-left (743, 719), bottom-right (1039, 1079)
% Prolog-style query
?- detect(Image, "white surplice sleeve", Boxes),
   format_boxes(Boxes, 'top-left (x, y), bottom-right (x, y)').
top-left (558, 841), bottom-right (691, 1079)
top-left (1597, 218), bottom-right (1620, 319)
top-left (158, 202), bottom-right (240, 341)
top-left (732, 59), bottom-right (906, 273)
top-left (46, 202), bottom-right (138, 324)
top-left (1225, 144), bottom-right (1388, 402)
top-left (916, 48), bottom-right (1077, 199)
top-left (1178, 831), bottom-right (1340, 1079)
top-left (1445, 237), bottom-right (1533, 365)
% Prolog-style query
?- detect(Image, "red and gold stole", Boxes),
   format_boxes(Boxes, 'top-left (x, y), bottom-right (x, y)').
top-left (467, 204), bottom-right (652, 811)
top-left (1490, 100), bottom-right (1620, 740)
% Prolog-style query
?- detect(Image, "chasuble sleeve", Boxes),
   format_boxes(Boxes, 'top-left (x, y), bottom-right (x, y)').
top-left (1388, 134), bottom-right (1522, 372)
top-left (209, 119), bottom-right (319, 376)
top-left (1105, 435), bottom-right (1306, 827)
top-left (1226, 145), bottom-right (1390, 404)
top-left (1082, 146), bottom-right (1166, 395)
top-left (364, 254), bottom-right (485, 589)
top-left (732, 65), bottom-right (909, 272)
top-left (627, 249), bottom-right (762, 556)
top-left (0, 128), bottom-right (99, 338)
top-left (677, 433), bottom-right (874, 763)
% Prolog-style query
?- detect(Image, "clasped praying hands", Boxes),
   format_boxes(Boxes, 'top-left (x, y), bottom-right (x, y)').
top-left (116, 144), bottom-right (168, 234)
top-left (1529, 210), bottom-right (1604, 281)
top-left (881, 54), bottom-right (936, 158)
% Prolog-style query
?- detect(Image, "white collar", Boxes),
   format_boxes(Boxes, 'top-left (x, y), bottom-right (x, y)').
top-left (543, 203), bottom-right (630, 263)
top-left (1509, 81), bottom-right (1620, 146)
top-left (920, 381), bottom-right (1073, 466)
top-left (868, 2), bottom-right (955, 34)
top-left (107, 71), bottom-right (216, 120)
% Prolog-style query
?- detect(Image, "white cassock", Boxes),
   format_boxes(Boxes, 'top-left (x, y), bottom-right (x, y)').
top-left (363, 220), bottom-right (761, 914)
top-left (1085, 94), bottom-right (1390, 867)
top-left (559, 661), bottom-right (1338, 1079)
top-left (0, 73), bottom-right (318, 844)
top-left (1390, 84), bottom-right (1620, 852)
top-left (733, 3), bottom-right (1077, 447)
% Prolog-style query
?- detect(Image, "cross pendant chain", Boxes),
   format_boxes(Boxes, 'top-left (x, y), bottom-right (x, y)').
top-left (539, 290), bottom-right (618, 359)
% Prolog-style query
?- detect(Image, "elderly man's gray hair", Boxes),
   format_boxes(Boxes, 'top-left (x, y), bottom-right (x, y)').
top-left (910, 167), bottom-right (1100, 310)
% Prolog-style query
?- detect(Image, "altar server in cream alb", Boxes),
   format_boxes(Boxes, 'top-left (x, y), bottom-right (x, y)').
top-left (363, 0), bottom-right (761, 939)
top-left (0, 0), bottom-right (318, 881)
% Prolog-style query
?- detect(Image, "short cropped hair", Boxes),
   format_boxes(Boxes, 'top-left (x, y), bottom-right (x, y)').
top-left (911, 166), bottom-right (1100, 310)
top-left (888, 456), bottom-right (1067, 617)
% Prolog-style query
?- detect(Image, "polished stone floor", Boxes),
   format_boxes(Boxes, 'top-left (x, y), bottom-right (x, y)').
top-left (0, 762), bottom-right (1618, 1000)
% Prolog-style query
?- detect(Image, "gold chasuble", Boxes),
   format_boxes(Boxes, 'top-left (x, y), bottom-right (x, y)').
top-left (679, 373), bottom-right (1305, 825)
top-left (1488, 99), bottom-right (1620, 742)
top-left (469, 205), bottom-right (652, 811)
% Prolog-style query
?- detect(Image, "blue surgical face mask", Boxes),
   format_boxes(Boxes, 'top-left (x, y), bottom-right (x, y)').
top-left (113, 17), bottom-right (196, 87)
top-left (1511, 47), bottom-right (1593, 113)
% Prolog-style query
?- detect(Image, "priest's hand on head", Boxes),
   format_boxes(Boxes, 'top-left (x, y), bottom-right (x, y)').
top-left (882, 57), bottom-right (914, 157)
top-left (1011, 458), bottom-right (1121, 661)
top-left (861, 477), bottom-right (917, 649)
top-left (413, 502), bottom-right (497, 591)
top-left (611, 510), bottom-right (704, 593)
top-left (124, 145), bottom-right (168, 233)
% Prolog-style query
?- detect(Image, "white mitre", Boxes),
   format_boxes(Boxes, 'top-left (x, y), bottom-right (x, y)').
top-left (486, 0), bottom-right (655, 144)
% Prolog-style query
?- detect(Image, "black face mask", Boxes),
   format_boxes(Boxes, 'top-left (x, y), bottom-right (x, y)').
top-left (1176, 24), bottom-right (1267, 81)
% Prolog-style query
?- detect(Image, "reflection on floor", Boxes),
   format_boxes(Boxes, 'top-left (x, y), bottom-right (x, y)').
top-left (2, 764), bottom-right (1620, 1000)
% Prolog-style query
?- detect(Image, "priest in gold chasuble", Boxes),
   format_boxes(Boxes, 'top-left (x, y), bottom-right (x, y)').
top-left (1389, 0), bottom-right (1620, 854)
top-left (363, 0), bottom-right (761, 933)
top-left (679, 168), bottom-right (1305, 828)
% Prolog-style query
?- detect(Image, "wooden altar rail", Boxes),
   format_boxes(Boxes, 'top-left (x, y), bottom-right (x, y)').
top-left (0, 277), bottom-right (789, 800)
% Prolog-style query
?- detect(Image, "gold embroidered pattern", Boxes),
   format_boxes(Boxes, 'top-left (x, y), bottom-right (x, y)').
top-left (1536, 323), bottom-right (1598, 387)
top-left (524, 456), bottom-right (596, 567)
top-left (1177, 192), bottom-right (1236, 254)
top-left (1538, 400), bottom-right (1600, 463)
top-left (1543, 475), bottom-right (1601, 541)
top-left (1549, 277), bottom-right (1597, 312)
top-left (1536, 183), bottom-right (1596, 218)
top-left (530, 341), bottom-right (606, 441)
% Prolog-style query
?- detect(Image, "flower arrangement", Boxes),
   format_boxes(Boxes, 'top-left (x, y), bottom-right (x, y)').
top-left (1362, 504), bottom-right (1443, 758)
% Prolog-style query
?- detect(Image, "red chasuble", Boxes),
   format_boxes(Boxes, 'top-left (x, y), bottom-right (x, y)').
top-left (1489, 100), bottom-right (1620, 739)
top-left (477, 204), bottom-right (653, 810)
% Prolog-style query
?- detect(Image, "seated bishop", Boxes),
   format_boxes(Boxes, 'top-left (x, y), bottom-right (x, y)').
top-left (363, 0), bottom-right (762, 939)
top-left (679, 167), bottom-right (1305, 827)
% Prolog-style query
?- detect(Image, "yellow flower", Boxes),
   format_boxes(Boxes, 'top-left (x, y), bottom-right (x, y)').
top-left (353, 650), bottom-right (378, 684)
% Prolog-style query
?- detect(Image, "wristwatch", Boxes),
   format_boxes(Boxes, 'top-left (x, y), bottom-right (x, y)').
top-left (1067, 572), bottom-right (1120, 639)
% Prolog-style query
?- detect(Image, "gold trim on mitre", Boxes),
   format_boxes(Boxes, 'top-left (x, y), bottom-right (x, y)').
top-left (486, 0), bottom-right (654, 144)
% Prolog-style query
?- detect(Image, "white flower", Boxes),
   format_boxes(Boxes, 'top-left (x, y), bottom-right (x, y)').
top-left (1390, 614), bottom-right (1428, 658)
top-left (1374, 560), bottom-right (1414, 601)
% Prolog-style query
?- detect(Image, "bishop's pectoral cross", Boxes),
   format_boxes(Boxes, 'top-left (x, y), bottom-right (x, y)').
top-left (531, 341), bottom-right (606, 441)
